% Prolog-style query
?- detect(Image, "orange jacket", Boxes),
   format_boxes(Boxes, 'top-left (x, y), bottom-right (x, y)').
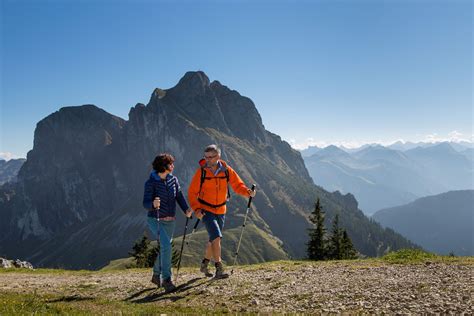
top-left (188, 160), bottom-right (250, 215)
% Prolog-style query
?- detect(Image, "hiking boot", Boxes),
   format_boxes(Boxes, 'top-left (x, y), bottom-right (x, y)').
top-left (151, 275), bottom-right (161, 287)
top-left (214, 261), bottom-right (229, 279)
top-left (200, 258), bottom-right (213, 277)
top-left (162, 278), bottom-right (177, 293)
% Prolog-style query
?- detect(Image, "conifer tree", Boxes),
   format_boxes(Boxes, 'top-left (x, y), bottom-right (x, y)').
top-left (171, 240), bottom-right (180, 267)
top-left (134, 238), bottom-right (180, 268)
top-left (307, 198), bottom-right (327, 260)
top-left (146, 244), bottom-right (159, 267)
top-left (328, 214), bottom-right (343, 260)
top-left (341, 230), bottom-right (358, 259)
top-left (129, 234), bottom-right (151, 268)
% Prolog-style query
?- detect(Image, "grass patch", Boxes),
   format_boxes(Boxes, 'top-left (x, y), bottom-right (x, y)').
top-left (0, 268), bottom-right (97, 275)
top-left (379, 250), bottom-right (473, 265)
top-left (381, 249), bottom-right (437, 263)
top-left (100, 257), bottom-right (136, 271)
top-left (0, 267), bottom-right (154, 277)
top-left (0, 291), bottom-right (226, 314)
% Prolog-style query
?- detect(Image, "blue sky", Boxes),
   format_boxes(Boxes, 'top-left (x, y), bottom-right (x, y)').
top-left (1, 0), bottom-right (472, 159)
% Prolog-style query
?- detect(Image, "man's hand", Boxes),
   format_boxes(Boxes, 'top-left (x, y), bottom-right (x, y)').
top-left (185, 208), bottom-right (193, 218)
top-left (153, 197), bottom-right (160, 209)
top-left (195, 209), bottom-right (205, 220)
top-left (248, 188), bottom-right (256, 198)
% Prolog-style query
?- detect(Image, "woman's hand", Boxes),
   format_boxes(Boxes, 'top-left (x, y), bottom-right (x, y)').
top-left (185, 208), bottom-right (193, 218)
top-left (153, 197), bottom-right (160, 209)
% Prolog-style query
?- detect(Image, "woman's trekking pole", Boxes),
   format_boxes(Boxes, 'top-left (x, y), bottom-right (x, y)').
top-left (231, 184), bottom-right (256, 274)
top-left (174, 216), bottom-right (190, 284)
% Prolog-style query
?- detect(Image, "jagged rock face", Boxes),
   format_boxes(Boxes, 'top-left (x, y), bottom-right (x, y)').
top-left (0, 71), bottom-right (414, 269)
top-left (12, 105), bottom-right (128, 239)
top-left (210, 80), bottom-right (266, 143)
top-left (124, 71), bottom-right (310, 186)
top-left (0, 159), bottom-right (26, 185)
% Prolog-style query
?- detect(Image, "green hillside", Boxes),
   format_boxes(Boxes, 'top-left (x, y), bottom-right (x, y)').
top-left (102, 223), bottom-right (289, 270)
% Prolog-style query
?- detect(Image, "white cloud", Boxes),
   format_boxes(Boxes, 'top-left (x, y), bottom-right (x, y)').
top-left (421, 130), bottom-right (473, 143)
top-left (423, 133), bottom-right (440, 143)
top-left (287, 131), bottom-right (473, 151)
top-left (288, 138), bottom-right (385, 150)
top-left (448, 130), bottom-right (463, 140)
top-left (0, 152), bottom-right (22, 161)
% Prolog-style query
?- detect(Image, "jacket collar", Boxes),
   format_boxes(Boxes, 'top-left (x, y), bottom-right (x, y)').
top-left (151, 171), bottom-right (172, 181)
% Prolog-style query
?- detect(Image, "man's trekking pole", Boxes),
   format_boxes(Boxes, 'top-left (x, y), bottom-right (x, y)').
top-left (174, 216), bottom-right (190, 283)
top-left (186, 218), bottom-right (201, 246)
top-left (174, 218), bottom-right (201, 283)
top-left (231, 184), bottom-right (256, 274)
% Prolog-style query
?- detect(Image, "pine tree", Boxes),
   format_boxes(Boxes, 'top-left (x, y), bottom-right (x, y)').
top-left (340, 230), bottom-right (358, 259)
top-left (129, 234), bottom-right (151, 268)
top-left (146, 243), bottom-right (159, 267)
top-left (307, 198), bottom-right (327, 260)
top-left (328, 214), bottom-right (343, 260)
top-left (135, 238), bottom-right (181, 268)
top-left (171, 240), bottom-right (180, 268)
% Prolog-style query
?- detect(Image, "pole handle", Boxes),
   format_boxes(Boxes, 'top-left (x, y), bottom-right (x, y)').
top-left (246, 184), bottom-right (256, 208)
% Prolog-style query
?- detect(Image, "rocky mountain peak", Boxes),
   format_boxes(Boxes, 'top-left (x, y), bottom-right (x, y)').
top-left (178, 71), bottom-right (211, 89)
top-left (20, 104), bottom-right (126, 187)
top-left (144, 71), bottom-right (267, 143)
top-left (332, 191), bottom-right (359, 211)
top-left (151, 71), bottom-right (211, 104)
top-left (32, 104), bottom-right (125, 151)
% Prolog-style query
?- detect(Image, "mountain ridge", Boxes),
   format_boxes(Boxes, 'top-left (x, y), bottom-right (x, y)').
top-left (303, 142), bottom-right (473, 214)
top-left (372, 190), bottom-right (474, 256)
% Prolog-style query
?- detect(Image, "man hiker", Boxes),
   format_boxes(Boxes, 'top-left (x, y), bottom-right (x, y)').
top-left (143, 153), bottom-right (193, 292)
top-left (188, 144), bottom-right (256, 279)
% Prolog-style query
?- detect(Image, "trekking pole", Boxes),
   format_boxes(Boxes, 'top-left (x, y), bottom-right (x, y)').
top-left (231, 184), bottom-right (256, 274)
top-left (174, 217), bottom-right (200, 283)
top-left (174, 216), bottom-right (190, 284)
top-left (186, 219), bottom-right (201, 246)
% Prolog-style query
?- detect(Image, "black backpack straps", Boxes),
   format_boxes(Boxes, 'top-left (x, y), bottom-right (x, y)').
top-left (199, 167), bottom-right (206, 194)
top-left (199, 165), bottom-right (231, 200)
top-left (224, 167), bottom-right (231, 200)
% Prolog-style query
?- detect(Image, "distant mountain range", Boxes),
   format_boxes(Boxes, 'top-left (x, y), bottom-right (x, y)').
top-left (0, 159), bottom-right (26, 185)
top-left (388, 140), bottom-right (474, 152)
top-left (372, 190), bottom-right (474, 256)
top-left (302, 143), bottom-right (473, 214)
top-left (301, 141), bottom-right (474, 157)
top-left (0, 71), bottom-right (415, 269)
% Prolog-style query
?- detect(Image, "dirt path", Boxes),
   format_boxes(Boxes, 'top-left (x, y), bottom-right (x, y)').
top-left (1, 260), bottom-right (472, 313)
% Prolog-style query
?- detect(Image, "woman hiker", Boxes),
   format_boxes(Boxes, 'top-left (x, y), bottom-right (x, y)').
top-left (143, 153), bottom-right (193, 292)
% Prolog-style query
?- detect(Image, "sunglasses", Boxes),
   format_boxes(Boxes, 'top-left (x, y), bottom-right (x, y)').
top-left (204, 154), bottom-right (218, 159)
